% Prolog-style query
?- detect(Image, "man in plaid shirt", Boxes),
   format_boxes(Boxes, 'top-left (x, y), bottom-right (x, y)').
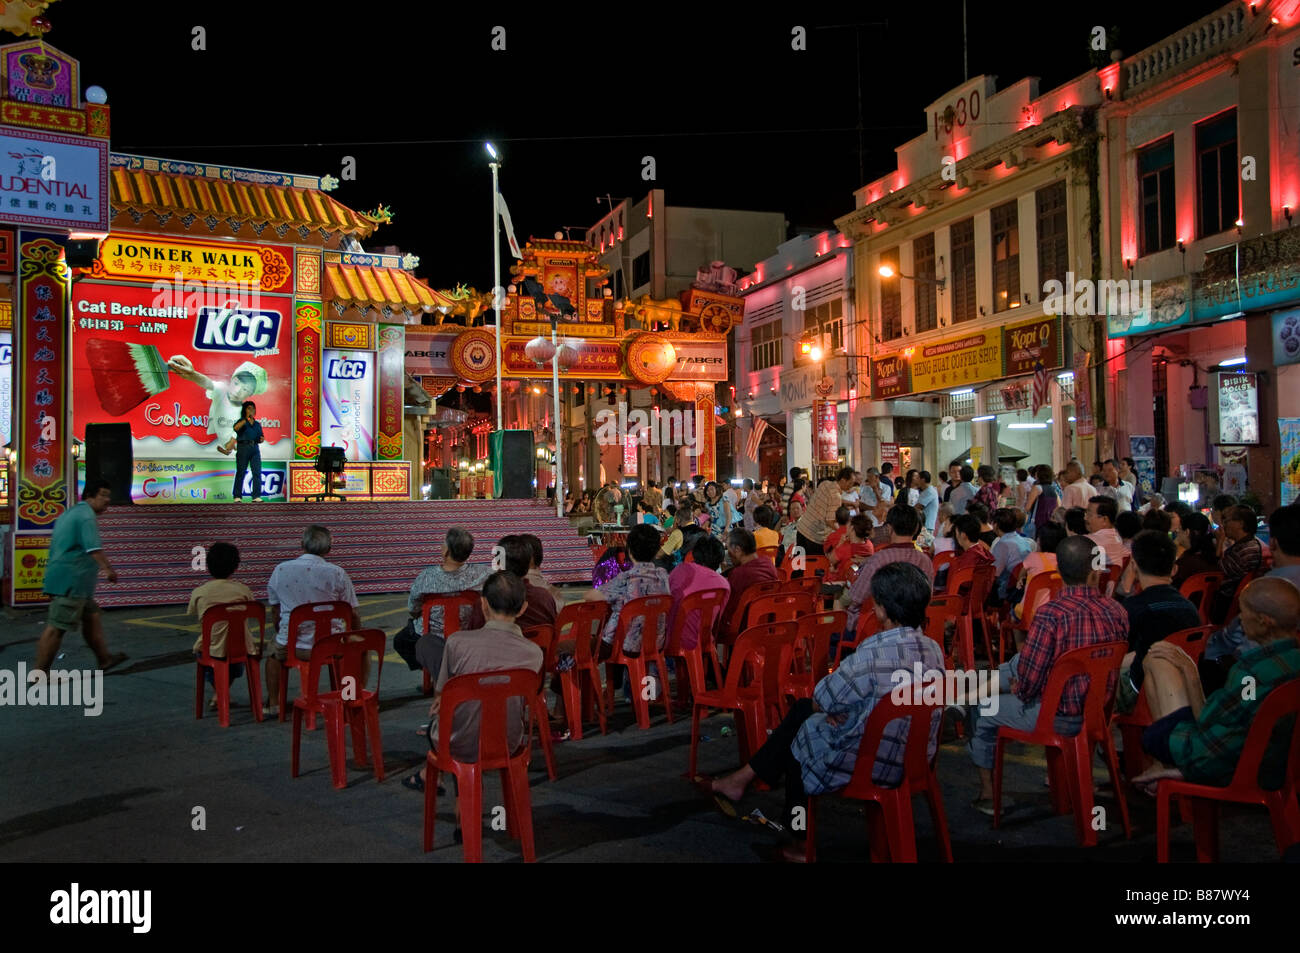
top-left (1135, 576), bottom-right (1300, 792)
top-left (708, 562), bottom-right (944, 860)
top-left (968, 535), bottom-right (1128, 815)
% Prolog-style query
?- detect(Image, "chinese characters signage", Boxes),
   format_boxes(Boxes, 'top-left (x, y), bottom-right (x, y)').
top-left (1073, 350), bottom-right (1095, 437)
top-left (2, 41), bottom-right (78, 108)
top-left (83, 234), bottom-right (294, 294)
top-left (870, 317), bottom-right (1062, 398)
top-left (376, 324), bottom-right (404, 460)
top-left (0, 125), bottom-right (107, 231)
top-left (813, 398), bottom-right (839, 465)
top-left (321, 348), bottom-right (375, 462)
top-left (293, 303), bottom-right (322, 459)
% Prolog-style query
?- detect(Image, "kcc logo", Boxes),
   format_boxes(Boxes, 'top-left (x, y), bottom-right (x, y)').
top-left (194, 305), bottom-right (281, 352)
top-left (327, 359), bottom-right (368, 380)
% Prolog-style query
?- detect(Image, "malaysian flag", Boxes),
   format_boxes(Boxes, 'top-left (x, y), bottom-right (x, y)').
top-left (1032, 360), bottom-right (1051, 415)
top-left (744, 417), bottom-right (768, 462)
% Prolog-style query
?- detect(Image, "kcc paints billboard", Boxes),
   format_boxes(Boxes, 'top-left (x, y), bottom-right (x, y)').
top-left (71, 281), bottom-right (292, 459)
top-left (321, 348), bottom-right (375, 461)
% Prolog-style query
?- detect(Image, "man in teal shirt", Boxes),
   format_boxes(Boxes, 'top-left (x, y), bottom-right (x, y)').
top-left (31, 479), bottom-right (127, 677)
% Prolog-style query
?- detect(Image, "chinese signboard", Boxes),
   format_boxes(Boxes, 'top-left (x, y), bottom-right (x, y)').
top-left (376, 324), bottom-right (404, 460)
top-left (293, 303), bottom-right (322, 459)
top-left (1002, 316), bottom-right (1063, 376)
top-left (813, 398), bottom-right (839, 465)
top-left (16, 233), bottom-right (68, 531)
top-left (83, 234), bottom-right (295, 295)
top-left (11, 532), bottom-right (50, 604)
top-left (0, 124), bottom-right (108, 231)
top-left (1, 41), bottom-right (78, 107)
top-left (1073, 350), bottom-right (1095, 437)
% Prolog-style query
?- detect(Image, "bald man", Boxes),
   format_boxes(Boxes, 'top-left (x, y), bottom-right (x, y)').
top-left (1133, 576), bottom-right (1300, 792)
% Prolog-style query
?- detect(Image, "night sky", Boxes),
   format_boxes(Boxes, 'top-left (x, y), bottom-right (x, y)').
top-left (49, 0), bottom-right (1225, 288)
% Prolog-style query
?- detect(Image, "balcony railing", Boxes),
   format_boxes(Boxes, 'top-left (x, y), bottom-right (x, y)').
top-left (1123, 3), bottom-right (1247, 94)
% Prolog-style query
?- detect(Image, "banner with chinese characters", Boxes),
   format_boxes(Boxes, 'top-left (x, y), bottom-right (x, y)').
top-left (1129, 435), bottom-right (1157, 496)
top-left (293, 302), bottom-right (322, 459)
top-left (82, 234), bottom-right (294, 294)
top-left (10, 531), bottom-right (50, 604)
top-left (16, 233), bottom-right (69, 531)
top-left (813, 398), bottom-right (839, 465)
top-left (694, 393), bottom-right (716, 481)
top-left (376, 324), bottom-right (404, 460)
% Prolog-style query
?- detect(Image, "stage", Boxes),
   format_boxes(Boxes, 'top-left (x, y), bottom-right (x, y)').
top-left (90, 498), bottom-right (595, 608)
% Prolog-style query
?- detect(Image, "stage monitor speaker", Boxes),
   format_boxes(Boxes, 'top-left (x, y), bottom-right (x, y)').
top-left (430, 467), bottom-right (453, 500)
top-left (84, 422), bottom-right (133, 504)
top-left (490, 429), bottom-right (533, 499)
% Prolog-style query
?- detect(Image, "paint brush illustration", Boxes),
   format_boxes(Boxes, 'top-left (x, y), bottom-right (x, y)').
top-left (84, 338), bottom-right (171, 415)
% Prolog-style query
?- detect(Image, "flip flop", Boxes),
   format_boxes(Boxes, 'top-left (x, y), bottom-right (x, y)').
top-left (693, 776), bottom-right (740, 818)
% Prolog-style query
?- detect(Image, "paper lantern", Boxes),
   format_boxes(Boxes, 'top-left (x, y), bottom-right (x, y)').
top-left (525, 335), bottom-right (556, 366)
top-left (556, 342), bottom-right (580, 368)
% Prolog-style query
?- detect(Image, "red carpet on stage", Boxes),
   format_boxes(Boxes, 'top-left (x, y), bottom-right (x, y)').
top-left (92, 499), bottom-right (596, 608)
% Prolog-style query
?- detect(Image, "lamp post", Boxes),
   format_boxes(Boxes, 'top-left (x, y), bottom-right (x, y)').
top-left (550, 314), bottom-right (565, 518)
top-left (486, 142), bottom-right (503, 431)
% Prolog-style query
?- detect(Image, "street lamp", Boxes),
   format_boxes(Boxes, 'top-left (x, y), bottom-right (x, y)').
top-left (879, 263), bottom-right (945, 290)
top-left (487, 142), bottom-right (503, 430)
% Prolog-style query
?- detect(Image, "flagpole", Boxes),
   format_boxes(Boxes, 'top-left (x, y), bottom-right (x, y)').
top-left (551, 314), bottom-right (564, 518)
top-left (490, 159), bottom-right (503, 431)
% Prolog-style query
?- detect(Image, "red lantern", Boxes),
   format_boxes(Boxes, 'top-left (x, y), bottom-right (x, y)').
top-left (524, 335), bottom-right (556, 366)
top-left (556, 341), bottom-right (579, 368)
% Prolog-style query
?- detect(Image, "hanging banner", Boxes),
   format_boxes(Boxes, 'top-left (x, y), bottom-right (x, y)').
top-left (880, 442), bottom-right (900, 469)
top-left (1073, 350), bottom-right (1095, 437)
top-left (293, 302), bottom-right (322, 459)
top-left (70, 281), bottom-right (294, 459)
top-left (1211, 372), bottom-right (1259, 446)
top-left (0, 328), bottom-right (11, 448)
top-left (16, 233), bottom-right (69, 531)
top-left (376, 324), bottom-right (404, 460)
top-left (321, 348), bottom-right (376, 461)
top-left (694, 393), bottom-right (716, 481)
top-left (813, 398), bottom-right (839, 465)
top-left (1129, 435), bottom-right (1157, 496)
top-left (1281, 417), bottom-right (1300, 507)
top-left (1219, 446), bottom-right (1249, 497)
top-left (75, 459), bottom-right (288, 504)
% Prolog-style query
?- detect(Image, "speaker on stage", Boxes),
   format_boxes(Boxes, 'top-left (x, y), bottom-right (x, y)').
top-left (84, 422), bottom-right (133, 504)
top-left (490, 430), bottom-right (533, 499)
top-left (430, 467), bottom-right (453, 500)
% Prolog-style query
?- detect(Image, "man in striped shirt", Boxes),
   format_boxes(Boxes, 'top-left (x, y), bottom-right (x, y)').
top-left (796, 467), bottom-right (855, 556)
top-left (968, 535), bottom-right (1128, 815)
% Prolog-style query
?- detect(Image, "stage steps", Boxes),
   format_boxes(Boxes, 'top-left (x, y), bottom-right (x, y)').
top-left (91, 499), bottom-right (595, 608)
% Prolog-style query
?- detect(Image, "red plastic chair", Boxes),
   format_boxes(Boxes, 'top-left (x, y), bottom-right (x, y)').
top-left (931, 550), bottom-right (956, 582)
top-left (783, 575), bottom-right (824, 610)
top-left (663, 588), bottom-right (728, 706)
top-left (1179, 572), bottom-right (1224, 626)
top-left (756, 545), bottom-right (780, 563)
top-left (783, 609), bottom-right (844, 700)
top-left (1114, 625), bottom-right (1214, 778)
top-left (1002, 571), bottom-right (1063, 655)
top-left (423, 669), bottom-right (540, 862)
top-left (921, 594), bottom-right (966, 670)
top-left (834, 598), bottom-right (880, 667)
top-left (805, 696), bottom-right (952, 863)
top-left (1097, 560), bottom-right (1126, 599)
top-left (992, 640), bottom-right (1131, 847)
top-left (1155, 679), bottom-right (1300, 862)
top-left (800, 554), bottom-right (831, 579)
top-left (195, 601), bottom-right (265, 728)
top-left (604, 594), bottom-right (675, 730)
top-left (420, 591), bottom-right (481, 695)
top-left (279, 601), bottom-right (354, 724)
top-left (521, 624), bottom-right (558, 781)
top-left (747, 592), bottom-right (813, 627)
top-left (688, 621), bottom-right (800, 780)
top-left (720, 579), bottom-right (787, 646)
top-left (290, 629), bottom-right (386, 790)
top-left (1223, 571), bottom-right (1260, 626)
top-left (963, 563), bottom-right (1000, 666)
top-left (554, 601), bottom-right (610, 740)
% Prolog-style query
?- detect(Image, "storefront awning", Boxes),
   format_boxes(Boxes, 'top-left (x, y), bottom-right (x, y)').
top-left (324, 262), bottom-right (458, 318)
top-left (109, 167), bottom-right (378, 240)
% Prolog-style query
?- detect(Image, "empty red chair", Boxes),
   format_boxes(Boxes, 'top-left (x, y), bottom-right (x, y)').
top-left (804, 696), bottom-right (952, 863)
top-left (1155, 679), bottom-right (1300, 862)
top-left (992, 640), bottom-right (1131, 847)
top-left (1114, 625), bottom-right (1214, 778)
top-left (279, 601), bottom-right (354, 724)
top-left (420, 591), bottom-right (481, 695)
top-left (291, 629), bottom-right (386, 790)
top-left (604, 594), bottom-right (675, 730)
top-left (423, 669), bottom-right (541, 862)
top-left (1179, 572), bottom-right (1224, 626)
top-left (1001, 571), bottom-right (1063, 656)
top-left (689, 621), bottom-right (800, 780)
top-left (663, 587), bottom-right (728, 706)
top-left (720, 579), bottom-right (787, 647)
top-left (554, 601), bottom-right (610, 740)
top-left (783, 609), bottom-right (843, 700)
top-left (521, 624), bottom-right (558, 781)
top-left (921, 594), bottom-right (965, 670)
top-left (195, 601), bottom-right (265, 728)
top-left (931, 550), bottom-right (956, 581)
top-left (800, 554), bottom-right (831, 579)
top-left (747, 592), bottom-right (813, 627)
top-left (783, 575), bottom-right (824, 610)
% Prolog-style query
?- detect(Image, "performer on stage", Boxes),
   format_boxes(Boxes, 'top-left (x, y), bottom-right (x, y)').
top-left (217, 400), bottom-right (264, 502)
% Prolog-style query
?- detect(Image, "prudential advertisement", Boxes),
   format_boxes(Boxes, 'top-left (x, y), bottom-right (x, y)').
top-left (70, 282), bottom-right (292, 459)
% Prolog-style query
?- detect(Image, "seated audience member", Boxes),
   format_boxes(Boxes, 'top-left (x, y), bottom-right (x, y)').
top-left (519, 533), bottom-right (562, 608)
top-left (637, 499), bottom-right (660, 526)
top-left (1141, 508), bottom-right (1173, 535)
top-left (780, 499), bottom-right (805, 550)
top-left (932, 503), bottom-right (957, 554)
top-left (991, 507), bottom-right (1035, 602)
top-left (402, 528), bottom-right (488, 674)
top-left (708, 562), bottom-right (945, 861)
top-left (827, 514), bottom-right (876, 582)
top-left (968, 536), bottom-right (1129, 815)
top-left (1062, 506), bottom-right (1088, 537)
top-left (1085, 496), bottom-right (1126, 568)
top-left (1010, 522), bottom-right (1065, 623)
top-left (1115, 510), bottom-right (1142, 555)
top-left (467, 535), bottom-right (557, 632)
top-left (950, 514), bottom-right (995, 576)
top-left (841, 504), bottom-right (933, 638)
top-left (265, 525), bottom-right (362, 716)
top-left (661, 503), bottom-right (677, 531)
top-left (1200, 505), bottom-right (1300, 691)
top-left (722, 526), bottom-right (779, 615)
top-left (752, 505), bottom-right (780, 552)
top-left (1163, 500), bottom-right (1193, 533)
top-left (1209, 505), bottom-right (1263, 624)
top-left (655, 501), bottom-right (692, 571)
top-left (1113, 531), bottom-right (1203, 716)
top-left (666, 535), bottom-right (730, 652)
top-left (586, 523), bottom-right (671, 659)
top-left (1138, 492), bottom-right (1166, 515)
top-left (404, 571), bottom-right (545, 798)
top-left (965, 501), bottom-right (997, 546)
top-left (1171, 511), bottom-right (1219, 590)
top-left (188, 541), bottom-right (257, 708)
top-left (1210, 494), bottom-right (1238, 557)
top-left (1134, 576), bottom-right (1300, 793)
top-left (825, 506), bottom-right (853, 553)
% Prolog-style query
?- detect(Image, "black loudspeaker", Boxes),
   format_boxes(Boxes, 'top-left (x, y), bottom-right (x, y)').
top-left (84, 422), bottom-right (133, 504)
top-left (65, 239), bottom-right (101, 269)
top-left (430, 467), bottom-right (453, 500)
top-left (496, 430), bottom-right (533, 499)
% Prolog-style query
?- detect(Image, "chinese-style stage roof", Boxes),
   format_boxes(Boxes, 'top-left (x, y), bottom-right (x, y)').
top-left (324, 261), bottom-right (458, 318)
